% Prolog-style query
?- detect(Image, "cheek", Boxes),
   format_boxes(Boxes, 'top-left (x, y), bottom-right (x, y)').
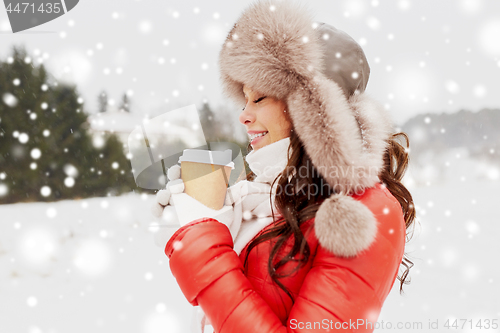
top-left (278, 112), bottom-right (293, 134)
top-left (268, 114), bottom-right (291, 139)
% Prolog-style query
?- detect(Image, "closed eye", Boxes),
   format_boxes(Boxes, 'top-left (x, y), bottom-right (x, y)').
top-left (242, 96), bottom-right (267, 111)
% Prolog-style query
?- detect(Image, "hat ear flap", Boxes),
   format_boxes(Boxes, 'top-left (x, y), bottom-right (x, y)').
top-left (314, 193), bottom-right (378, 257)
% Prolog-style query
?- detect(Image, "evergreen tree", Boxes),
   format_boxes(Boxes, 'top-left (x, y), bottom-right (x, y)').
top-left (0, 45), bottom-right (137, 204)
top-left (98, 90), bottom-right (108, 113)
top-left (199, 101), bottom-right (219, 142)
top-left (119, 93), bottom-right (130, 112)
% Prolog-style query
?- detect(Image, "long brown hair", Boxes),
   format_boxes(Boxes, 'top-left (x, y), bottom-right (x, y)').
top-left (243, 130), bottom-right (416, 301)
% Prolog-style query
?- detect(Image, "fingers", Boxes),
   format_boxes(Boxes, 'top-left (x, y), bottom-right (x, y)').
top-left (167, 164), bottom-right (181, 181)
top-left (156, 189), bottom-right (171, 206)
top-left (151, 202), bottom-right (164, 218)
top-left (162, 205), bottom-right (179, 225)
top-left (167, 178), bottom-right (185, 194)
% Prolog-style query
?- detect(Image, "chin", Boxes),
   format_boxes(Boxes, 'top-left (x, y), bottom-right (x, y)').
top-left (251, 137), bottom-right (269, 151)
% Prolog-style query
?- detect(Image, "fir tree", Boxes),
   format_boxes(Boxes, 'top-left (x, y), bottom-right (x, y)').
top-left (199, 101), bottom-right (219, 142)
top-left (119, 93), bottom-right (130, 112)
top-left (0, 45), bottom-right (137, 204)
top-left (98, 90), bottom-right (108, 113)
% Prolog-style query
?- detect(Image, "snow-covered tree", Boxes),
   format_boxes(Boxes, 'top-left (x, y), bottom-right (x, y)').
top-left (0, 46), bottom-right (137, 204)
top-left (98, 90), bottom-right (108, 113)
top-left (119, 93), bottom-right (130, 113)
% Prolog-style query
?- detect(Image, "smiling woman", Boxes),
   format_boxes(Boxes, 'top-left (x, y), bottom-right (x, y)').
top-left (154, 1), bottom-right (416, 332)
top-left (240, 85), bottom-right (292, 151)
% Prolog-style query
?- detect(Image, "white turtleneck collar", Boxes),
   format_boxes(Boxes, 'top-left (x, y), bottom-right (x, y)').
top-left (244, 137), bottom-right (291, 184)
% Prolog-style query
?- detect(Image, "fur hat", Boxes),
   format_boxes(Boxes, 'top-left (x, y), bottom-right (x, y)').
top-left (218, 0), bottom-right (394, 257)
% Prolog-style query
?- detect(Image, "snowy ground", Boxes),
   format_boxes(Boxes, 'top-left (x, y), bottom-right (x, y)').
top-left (1, 177), bottom-right (499, 333)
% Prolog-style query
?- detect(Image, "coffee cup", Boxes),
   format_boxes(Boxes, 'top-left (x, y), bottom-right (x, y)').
top-left (178, 149), bottom-right (234, 210)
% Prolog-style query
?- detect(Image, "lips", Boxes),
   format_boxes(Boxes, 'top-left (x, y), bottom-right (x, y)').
top-left (248, 131), bottom-right (268, 141)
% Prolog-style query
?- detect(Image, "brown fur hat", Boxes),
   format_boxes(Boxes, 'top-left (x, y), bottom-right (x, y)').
top-left (219, 0), bottom-right (394, 257)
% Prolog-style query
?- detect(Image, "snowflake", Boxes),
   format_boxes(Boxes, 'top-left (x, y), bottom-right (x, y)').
top-left (2, 93), bottom-right (18, 107)
top-left (0, 183), bottom-right (8, 197)
top-left (18, 133), bottom-right (29, 144)
top-left (63, 164), bottom-right (78, 177)
top-left (31, 148), bottom-right (41, 159)
top-left (46, 207), bottom-right (57, 218)
top-left (173, 240), bottom-right (183, 250)
top-left (367, 17), bottom-right (380, 30)
top-left (27, 296), bottom-right (38, 307)
top-left (40, 186), bottom-right (51, 197)
top-left (473, 85), bottom-right (487, 98)
top-left (73, 239), bottom-right (112, 277)
top-left (64, 177), bottom-right (75, 187)
top-left (156, 303), bottom-right (166, 313)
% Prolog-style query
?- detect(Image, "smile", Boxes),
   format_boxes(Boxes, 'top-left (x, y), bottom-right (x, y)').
top-left (249, 131), bottom-right (268, 141)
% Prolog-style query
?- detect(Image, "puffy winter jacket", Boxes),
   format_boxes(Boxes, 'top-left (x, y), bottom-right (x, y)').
top-left (165, 183), bottom-right (406, 332)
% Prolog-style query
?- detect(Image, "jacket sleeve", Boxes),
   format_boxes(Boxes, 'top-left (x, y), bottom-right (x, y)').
top-left (165, 215), bottom-right (403, 333)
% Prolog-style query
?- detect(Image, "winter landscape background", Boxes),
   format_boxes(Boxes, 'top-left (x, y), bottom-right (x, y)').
top-left (1, 0), bottom-right (500, 332)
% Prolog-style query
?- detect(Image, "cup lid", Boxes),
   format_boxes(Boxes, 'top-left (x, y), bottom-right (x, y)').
top-left (178, 149), bottom-right (235, 169)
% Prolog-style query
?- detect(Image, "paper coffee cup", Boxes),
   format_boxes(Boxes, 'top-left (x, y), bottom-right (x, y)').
top-left (178, 149), bottom-right (234, 210)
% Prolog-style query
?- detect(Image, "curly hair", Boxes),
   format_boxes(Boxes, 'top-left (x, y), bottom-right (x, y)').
top-left (243, 130), bottom-right (416, 301)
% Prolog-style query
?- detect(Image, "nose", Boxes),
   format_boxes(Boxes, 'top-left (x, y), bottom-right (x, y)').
top-left (239, 103), bottom-right (255, 125)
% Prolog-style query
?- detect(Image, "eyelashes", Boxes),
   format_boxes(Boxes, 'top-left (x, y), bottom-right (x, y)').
top-left (242, 96), bottom-right (267, 111)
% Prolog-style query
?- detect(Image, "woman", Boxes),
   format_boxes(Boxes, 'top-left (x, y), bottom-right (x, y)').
top-left (153, 1), bottom-right (415, 332)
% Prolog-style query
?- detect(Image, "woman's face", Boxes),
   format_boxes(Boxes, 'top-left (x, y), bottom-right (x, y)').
top-left (239, 85), bottom-right (293, 151)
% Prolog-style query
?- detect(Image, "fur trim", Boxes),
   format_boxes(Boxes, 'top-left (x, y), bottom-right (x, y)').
top-left (314, 194), bottom-right (378, 257)
top-left (218, 0), bottom-right (394, 257)
top-left (219, 0), bottom-right (321, 106)
top-left (219, 0), bottom-right (393, 194)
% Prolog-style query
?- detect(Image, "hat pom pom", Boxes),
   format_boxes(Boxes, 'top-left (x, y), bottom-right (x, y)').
top-left (314, 194), bottom-right (377, 257)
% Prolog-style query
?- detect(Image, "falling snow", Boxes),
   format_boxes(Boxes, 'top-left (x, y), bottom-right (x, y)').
top-left (2, 93), bottom-right (18, 107)
top-left (1, 1), bottom-right (500, 332)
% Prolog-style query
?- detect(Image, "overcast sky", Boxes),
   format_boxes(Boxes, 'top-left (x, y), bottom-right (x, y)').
top-left (1, 0), bottom-right (499, 127)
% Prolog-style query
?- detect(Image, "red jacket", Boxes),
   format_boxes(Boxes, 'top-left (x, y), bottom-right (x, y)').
top-left (165, 183), bottom-right (406, 332)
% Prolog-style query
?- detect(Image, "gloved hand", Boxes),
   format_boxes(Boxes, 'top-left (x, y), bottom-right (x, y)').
top-left (151, 164), bottom-right (236, 243)
top-left (151, 164), bottom-right (184, 218)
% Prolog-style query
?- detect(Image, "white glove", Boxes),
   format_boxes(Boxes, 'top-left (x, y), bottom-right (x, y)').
top-left (150, 164), bottom-right (184, 218)
top-left (171, 193), bottom-right (234, 229)
top-left (153, 205), bottom-right (179, 248)
top-left (151, 164), bottom-right (236, 236)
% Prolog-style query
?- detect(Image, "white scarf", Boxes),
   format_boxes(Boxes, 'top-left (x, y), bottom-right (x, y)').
top-left (194, 137), bottom-right (291, 333)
